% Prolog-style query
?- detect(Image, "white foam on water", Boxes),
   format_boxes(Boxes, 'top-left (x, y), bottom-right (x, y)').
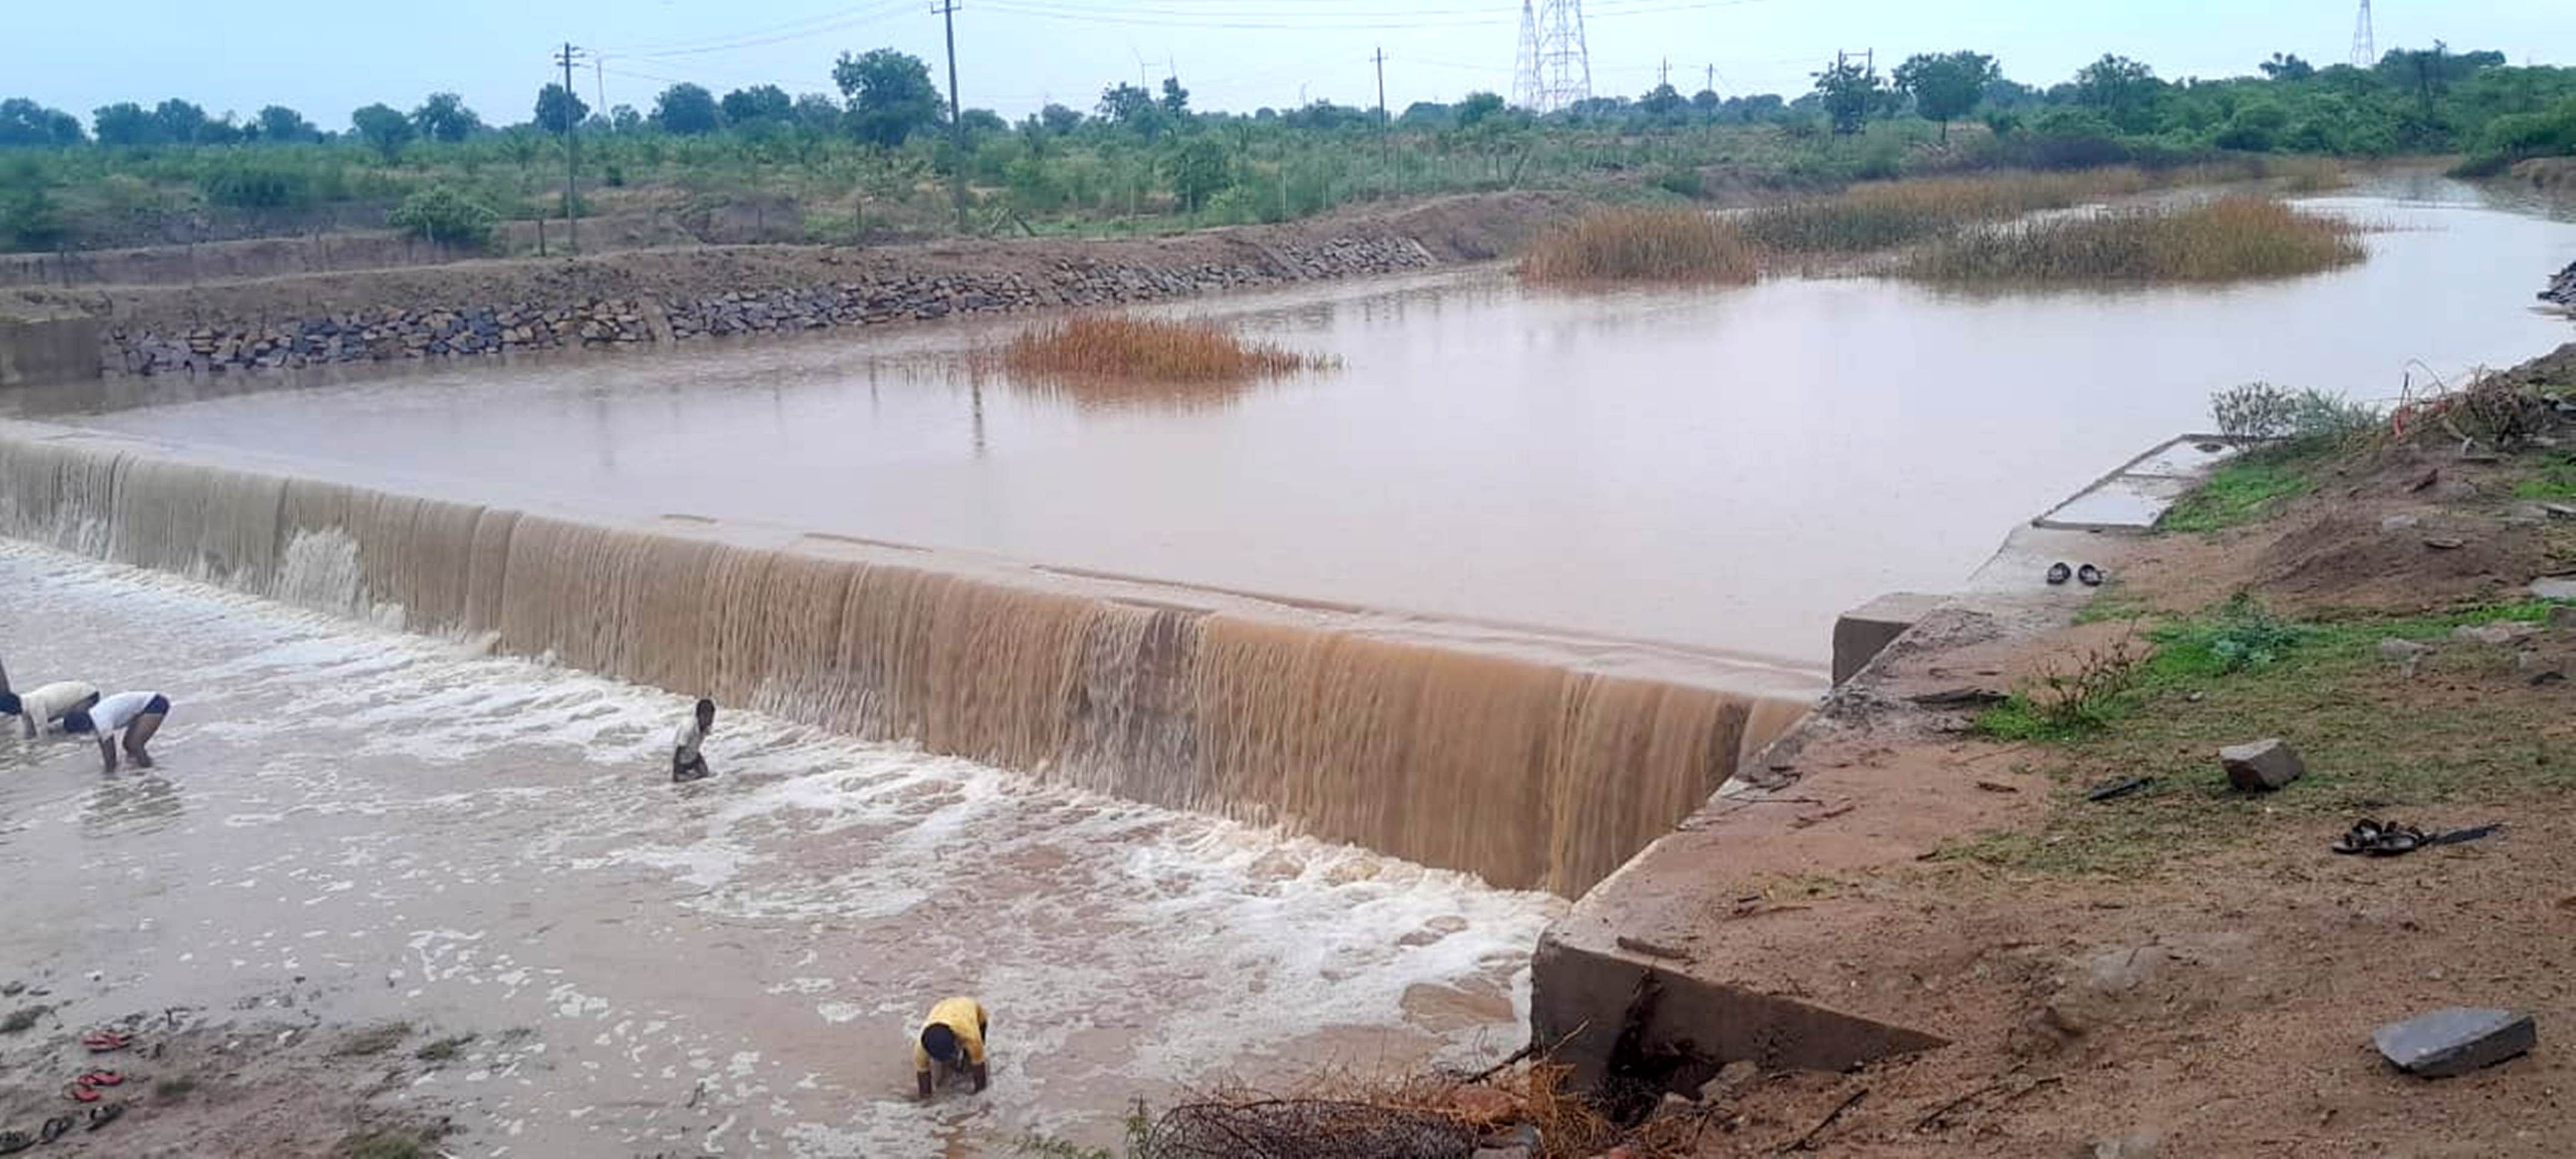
top-left (0, 538), bottom-right (1565, 1155)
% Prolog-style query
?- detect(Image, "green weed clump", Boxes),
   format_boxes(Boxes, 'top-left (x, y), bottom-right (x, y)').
top-left (1517, 207), bottom-right (1759, 285)
top-left (2157, 456), bottom-right (2317, 533)
top-left (1904, 195), bottom-right (2366, 283)
top-left (1976, 636), bottom-right (2146, 741)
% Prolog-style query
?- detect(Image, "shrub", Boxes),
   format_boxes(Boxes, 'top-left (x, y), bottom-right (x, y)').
top-left (2209, 382), bottom-right (2381, 444)
top-left (1976, 636), bottom-right (2144, 740)
top-left (1518, 207), bottom-right (1758, 285)
top-left (1649, 165), bottom-right (1703, 199)
top-left (198, 159), bottom-right (326, 209)
top-left (387, 185), bottom-right (499, 250)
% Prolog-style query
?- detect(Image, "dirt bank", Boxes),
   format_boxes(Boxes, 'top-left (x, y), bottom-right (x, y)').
top-left (0, 191), bottom-right (1582, 377)
top-left (1484, 343), bottom-right (2576, 1157)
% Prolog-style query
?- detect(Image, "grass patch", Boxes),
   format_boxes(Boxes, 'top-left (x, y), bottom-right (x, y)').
top-left (332, 1022), bottom-right (412, 1057)
top-left (154, 1076), bottom-right (199, 1099)
top-left (341, 1131), bottom-right (426, 1159)
top-left (1944, 599), bottom-right (2565, 875)
top-left (414, 1034), bottom-right (476, 1062)
top-left (0, 1006), bottom-right (45, 1034)
top-left (1000, 316), bottom-right (1338, 383)
top-left (1906, 195), bottom-right (2366, 284)
top-left (2512, 454), bottom-right (2576, 501)
top-left (1975, 635), bottom-right (2147, 741)
top-left (2156, 452), bottom-right (2320, 533)
top-left (1516, 207), bottom-right (1759, 285)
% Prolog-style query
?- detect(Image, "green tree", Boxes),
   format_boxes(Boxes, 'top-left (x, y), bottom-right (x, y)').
top-left (1811, 58), bottom-right (1886, 135)
top-left (1455, 91), bottom-right (1506, 127)
top-left (1038, 102), bottom-right (1083, 134)
top-left (1098, 83), bottom-right (1167, 136)
top-left (1892, 51), bottom-right (1999, 141)
top-left (0, 98), bottom-right (84, 147)
top-left (2072, 54), bottom-right (2161, 132)
top-left (1166, 135), bottom-right (1229, 212)
top-left (832, 49), bottom-right (942, 147)
top-left (534, 83), bottom-right (589, 134)
top-left (412, 92), bottom-right (481, 142)
top-left (253, 105), bottom-right (316, 142)
top-left (653, 84), bottom-right (722, 134)
top-left (387, 184), bottom-right (499, 248)
top-left (2259, 53), bottom-right (2317, 82)
top-left (791, 93), bottom-right (842, 131)
top-left (720, 85), bottom-right (793, 126)
top-left (92, 102), bottom-right (163, 146)
top-left (153, 98), bottom-right (210, 143)
top-left (351, 103), bottom-right (415, 161)
top-left (608, 104), bottom-right (642, 134)
top-left (1159, 77), bottom-right (1191, 118)
top-left (1639, 83), bottom-right (1684, 117)
top-left (0, 158), bottom-right (64, 250)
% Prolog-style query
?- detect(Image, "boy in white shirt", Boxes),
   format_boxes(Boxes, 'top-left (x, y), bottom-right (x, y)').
top-left (1, 680), bottom-right (100, 739)
top-left (672, 699), bottom-right (715, 783)
top-left (63, 691), bottom-right (170, 772)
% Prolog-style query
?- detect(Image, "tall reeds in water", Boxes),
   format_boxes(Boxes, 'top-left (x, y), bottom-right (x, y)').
top-left (1003, 315), bottom-right (1338, 381)
top-left (1736, 168), bottom-right (2157, 254)
top-left (1904, 195), bottom-right (2367, 283)
top-left (1516, 207), bottom-right (1759, 285)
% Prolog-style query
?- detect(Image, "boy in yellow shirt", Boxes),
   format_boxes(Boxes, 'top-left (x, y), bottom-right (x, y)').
top-left (913, 996), bottom-right (989, 1099)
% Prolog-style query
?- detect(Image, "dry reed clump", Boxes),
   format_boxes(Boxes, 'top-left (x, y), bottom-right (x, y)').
top-left (1516, 208), bottom-right (1759, 285)
top-left (1735, 167), bottom-right (2156, 254)
top-left (1903, 195), bottom-right (2366, 284)
top-left (1002, 315), bottom-right (1339, 382)
top-left (1121, 1064), bottom-right (1748, 1159)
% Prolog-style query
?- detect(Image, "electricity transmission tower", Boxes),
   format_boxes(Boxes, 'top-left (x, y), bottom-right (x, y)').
top-left (2349, 0), bottom-right (2376, 69)
top-left (1513, 0), bottom-right (1591, 113)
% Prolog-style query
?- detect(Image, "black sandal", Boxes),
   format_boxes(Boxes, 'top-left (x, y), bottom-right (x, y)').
top-left (36, 1116), bottom-right (71, 1144)
top-left (2078, 564), bottom-right (2106, 587)
top-left (2364, 824), bottom-right (2430, 856)
top-left (84, 1103), bottom-right (122, 1131)
top-left (2046, 562), bottom-right (2073, 586)
top-left (0, 1130), bottom-right (30, 1155)
top-left (2333, 819), bottom-right (2384, 854)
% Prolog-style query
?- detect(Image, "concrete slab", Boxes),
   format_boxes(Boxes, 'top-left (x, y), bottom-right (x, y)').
top-left (2036, 434), bottom-right (2248, 532)
top-left (1831, 592), bottom-right (1947, 685)
top-left (0, 308), bottom-right (102, 387)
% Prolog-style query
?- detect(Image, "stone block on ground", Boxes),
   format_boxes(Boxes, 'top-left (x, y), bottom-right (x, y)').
top-left (2219, 738), bottom-right (2305, 792)
top-left (2378, 638), bottom-right (2430, 677)
top-left (2455, 621), bottom-right (2542, 646)
top-left (2532, 577), bottom-right (2576, 602)
top-left (1697, 1059), bottom-right (1761, 1102)
top-left (2552, 603), bottom-right (2576, 631)
top-left (2372, 1007), bottom-right (2536, 1077)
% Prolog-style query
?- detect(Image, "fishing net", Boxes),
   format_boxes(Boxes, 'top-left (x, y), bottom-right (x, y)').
top-left (1140, 1098), bottom-right (1481, 1159)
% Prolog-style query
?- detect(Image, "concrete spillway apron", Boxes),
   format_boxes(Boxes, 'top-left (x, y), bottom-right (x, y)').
top-left (1529, 434), bottom-right (2246, 1090)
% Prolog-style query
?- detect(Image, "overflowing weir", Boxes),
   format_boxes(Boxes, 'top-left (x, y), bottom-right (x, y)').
top-left (0, 424), bottom-right (1813, 894)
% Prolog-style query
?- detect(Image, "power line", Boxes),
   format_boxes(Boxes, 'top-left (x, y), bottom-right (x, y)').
top-left (1516, 0), bottom-right (1591, 112)
top-left (597, 0), bottom-right (918, 59)
top-left (2349, 0), bottom-right (2376, 69)
top-left (975, 0), bottom-right (1773, 31)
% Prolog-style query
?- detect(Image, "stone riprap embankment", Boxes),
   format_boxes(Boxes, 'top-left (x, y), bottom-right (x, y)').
top-left (2545, 259), bottom-right (2576, 309)
top-left (102, 236), bottom-right (1440, 375)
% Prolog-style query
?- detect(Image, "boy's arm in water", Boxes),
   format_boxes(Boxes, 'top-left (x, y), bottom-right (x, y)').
top-left (97, 734), bottom-right (117, 773)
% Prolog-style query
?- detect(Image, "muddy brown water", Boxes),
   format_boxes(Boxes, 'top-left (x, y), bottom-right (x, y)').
top-left (0, 181), bottom-right (2571, 1155)
top-left (23, 184), bottom-right (2576, 669)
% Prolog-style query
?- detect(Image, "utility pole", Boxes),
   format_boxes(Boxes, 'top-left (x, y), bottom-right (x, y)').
top-left (938, 0), bottom-right (967, 233)
top-left (1374, 47), bottom-right (1390, 161)
top-left (1659, 57), bottom-right (1669, 88)
top-left (592, 58), bottom-right (606, 122)
top-left (1704, 63), bottom-right (1714, 94)
top-left (555, 42), bottom-right (583, 254)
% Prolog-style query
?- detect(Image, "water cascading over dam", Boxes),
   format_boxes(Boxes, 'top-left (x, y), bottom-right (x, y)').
top-left (0, 425), bottom-right (1811, 894)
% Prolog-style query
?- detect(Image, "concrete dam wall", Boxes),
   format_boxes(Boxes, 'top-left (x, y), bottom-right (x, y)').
top-left (0, 425), bottom-right (1809, 894)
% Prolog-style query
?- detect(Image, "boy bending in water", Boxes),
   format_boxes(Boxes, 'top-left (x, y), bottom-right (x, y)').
top-left (914, 996), bottom-right (989, 1100)
top-left (64, 691), bottom-right (171, 772)
top-left (672, 699), bottom-right (715, 783)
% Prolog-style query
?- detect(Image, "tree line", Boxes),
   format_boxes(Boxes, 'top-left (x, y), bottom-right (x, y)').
top-left (3, 41), bottom-right (2569, 166)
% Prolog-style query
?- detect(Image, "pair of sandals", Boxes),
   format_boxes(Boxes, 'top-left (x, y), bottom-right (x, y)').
top-left (2333, 818), bottom-right (2504, 857)
top-left (0, 1106), bottom-right (115, 1154)
top-left (2047, 563), bottom-right (2107, 588)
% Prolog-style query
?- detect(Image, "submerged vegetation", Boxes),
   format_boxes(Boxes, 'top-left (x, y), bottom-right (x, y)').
top-left (1002, 315), bottom-right (1336, 383)
top-left (1517, 207), bottom-right (1759, 285)
top-left (1904, 196), bottom-right (2366, 283)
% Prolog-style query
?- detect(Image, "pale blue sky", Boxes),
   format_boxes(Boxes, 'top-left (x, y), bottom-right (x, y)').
top-left (8, 1), bottom-right (2569, 130)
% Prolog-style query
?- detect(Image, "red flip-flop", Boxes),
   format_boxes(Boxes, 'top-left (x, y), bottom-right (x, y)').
top-left (76, 1070), bottom-right (123, 1088)
top-left (61, 1082), bottom-right (99, 1103)
top-left (81, 1030), bottom-right (132, 1053)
